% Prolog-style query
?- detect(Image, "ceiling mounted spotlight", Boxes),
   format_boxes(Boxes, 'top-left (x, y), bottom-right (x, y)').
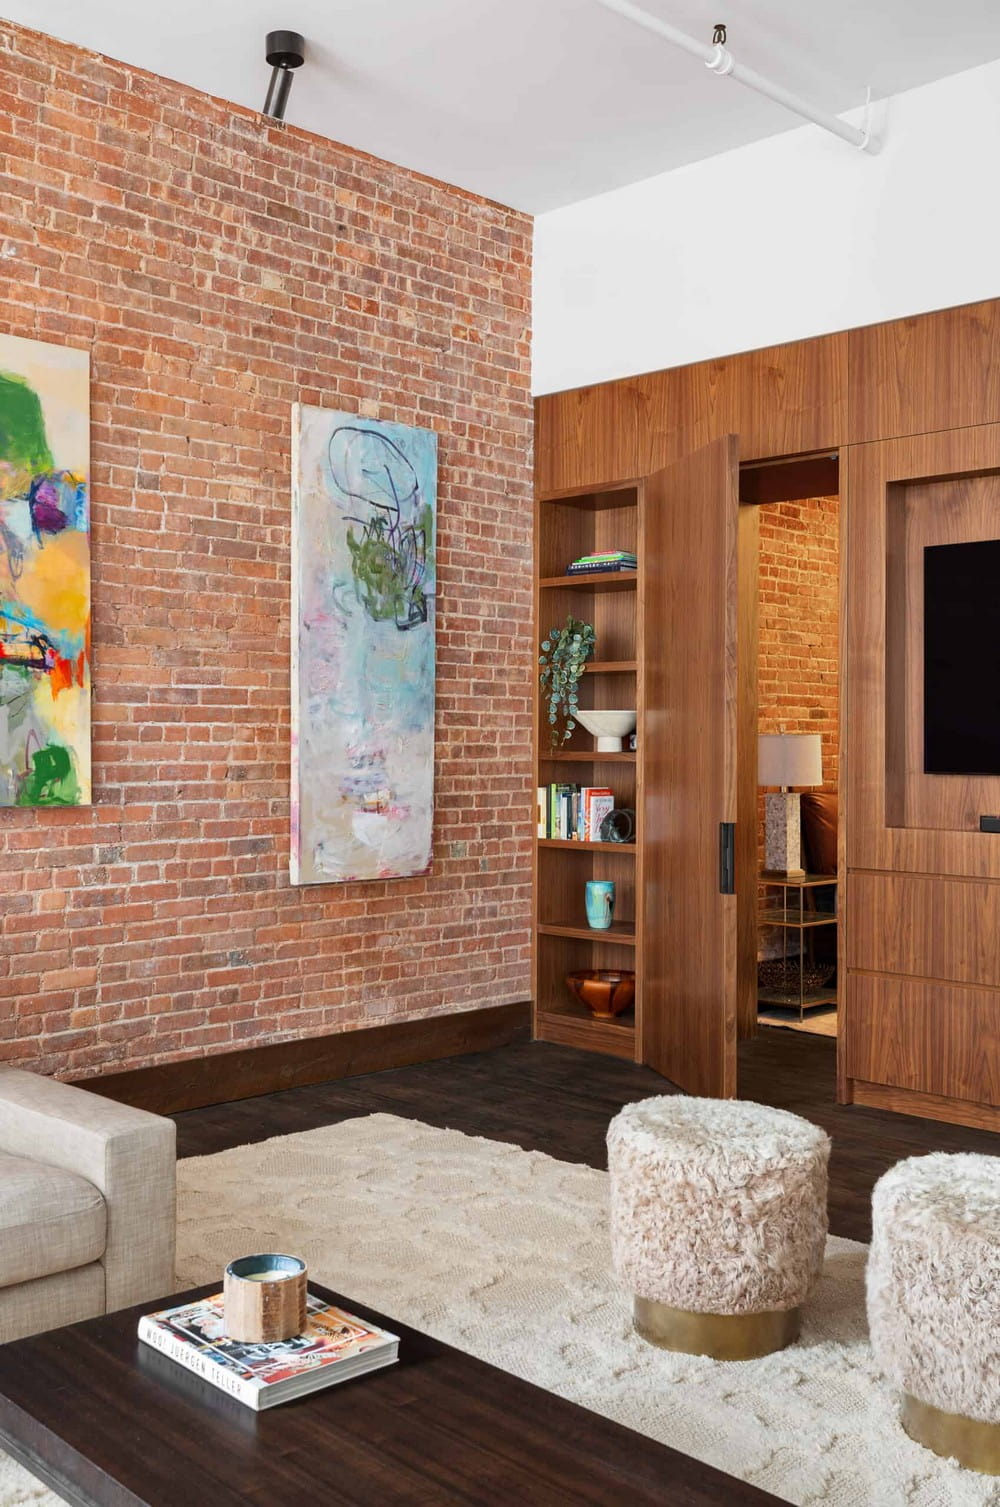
top-left (263, 30), bottom-right (305, 121)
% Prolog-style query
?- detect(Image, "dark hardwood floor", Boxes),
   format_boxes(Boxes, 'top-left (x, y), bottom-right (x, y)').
top-left (174, 1028), bottom-right (1000, 1243)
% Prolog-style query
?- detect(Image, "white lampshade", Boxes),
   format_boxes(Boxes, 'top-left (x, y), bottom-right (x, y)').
top-left (758, 733), bottom-right (823, 789)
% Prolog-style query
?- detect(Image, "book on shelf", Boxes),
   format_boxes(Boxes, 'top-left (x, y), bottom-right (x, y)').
top-left (138, 1290), bottom-right (399, 1410)
top-left (573, 551), bottom-right (637, 563)
top-left (537, 784), bottom-right (614, 841)
top-left (565, 559), bottom-right (637, 575)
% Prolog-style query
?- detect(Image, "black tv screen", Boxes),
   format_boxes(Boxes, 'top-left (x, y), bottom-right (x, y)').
top-left (924, 539), bottom-right (1000, 775)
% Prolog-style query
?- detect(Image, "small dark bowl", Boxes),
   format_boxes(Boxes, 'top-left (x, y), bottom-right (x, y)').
top-left (566, 969), bottom-right (636, 1020)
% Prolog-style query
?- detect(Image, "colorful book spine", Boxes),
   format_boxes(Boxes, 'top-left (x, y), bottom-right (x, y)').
top-left (574, 552), bottom-right (637, 563)
top-left (588, 791), bottom-right (615, 841)
top-left (538, 784), bottom-right (620, 841)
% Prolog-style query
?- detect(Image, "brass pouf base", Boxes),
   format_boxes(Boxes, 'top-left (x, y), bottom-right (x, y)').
top-left (633, 1297), bottom-right (801, 1360)
top-left (901, 1393), bottom-right (1000, 1476)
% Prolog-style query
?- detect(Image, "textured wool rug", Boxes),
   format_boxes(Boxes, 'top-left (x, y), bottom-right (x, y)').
top-left (2, 1113), bottom-right (998, 1507)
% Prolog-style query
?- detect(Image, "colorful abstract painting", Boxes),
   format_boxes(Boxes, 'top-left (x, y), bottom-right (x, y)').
top-left (0, 334), bottom-right (90, 806)
top-left (291, 406), bottom-right (437, 884)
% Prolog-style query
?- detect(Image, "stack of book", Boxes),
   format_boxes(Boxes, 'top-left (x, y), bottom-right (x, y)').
top-left (566, 550), bottom-right (637, 576)
top-left (537, 784), bottom-right (614, 841)
top-left (138, 1290), bottom-right (399, 1410)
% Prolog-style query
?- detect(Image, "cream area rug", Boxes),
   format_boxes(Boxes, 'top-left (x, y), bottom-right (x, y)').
top-left (2, 1113), bottom-right (998, 1507)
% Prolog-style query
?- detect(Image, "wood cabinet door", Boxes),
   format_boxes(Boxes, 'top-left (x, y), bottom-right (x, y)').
top-left (642, 436), bottom-right (739, 1096)
top-left (842, 422), bottom-right (1000, 1124)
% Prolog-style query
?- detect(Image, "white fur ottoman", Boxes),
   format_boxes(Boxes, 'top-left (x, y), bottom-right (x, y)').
top-left (607, 1096), bottom-right (829, 1359)
top-left (867, 1152), bottom-right (1000, 1475)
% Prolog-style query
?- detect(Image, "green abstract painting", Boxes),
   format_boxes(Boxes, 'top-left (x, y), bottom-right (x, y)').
top-left (0, 333), bottom-right (90, 806)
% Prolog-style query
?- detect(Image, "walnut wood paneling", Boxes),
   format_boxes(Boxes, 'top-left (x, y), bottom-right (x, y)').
top-left (730, 335), bottom-right (848, 461)
top-left (642, 437), bottom-right (739, 1095)
top-left (635, 359), bottom-right (736, 475)
top-left (849, 300), bottom-right (1000, 445)
top-left (535, 334), bottom-right (847, 497)
top-left (850, 1081), bottom-right (1000, 1135)
top-left (847, 871), bottom-right (1000, 988)
top-left (844, 423), bottom-right (1000, 878)
top-left (536, 296), bottom-right (1000, 1130)
top-left (534, 381), bottom-right (644, 495)
top-left (846, 972), bottom-right (1000, 1105)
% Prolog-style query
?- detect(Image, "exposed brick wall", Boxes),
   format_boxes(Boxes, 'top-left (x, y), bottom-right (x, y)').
top-left (757, 496), bottom-right (839, 866)
top-left (0, 23), bottom-right (533, 1078)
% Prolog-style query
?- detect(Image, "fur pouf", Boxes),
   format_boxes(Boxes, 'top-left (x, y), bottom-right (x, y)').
top-left (607, 1096), bottom-right (830, 1314)
top-left (867, 1152), bottom-right (1000, 1424)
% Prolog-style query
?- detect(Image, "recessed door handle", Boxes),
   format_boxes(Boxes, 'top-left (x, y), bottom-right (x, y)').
top-left (719, 822), bottom-right (735, 894)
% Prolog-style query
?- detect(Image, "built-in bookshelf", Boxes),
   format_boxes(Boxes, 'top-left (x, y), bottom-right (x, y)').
top-left (532, 480), bottom-right (644, 1060)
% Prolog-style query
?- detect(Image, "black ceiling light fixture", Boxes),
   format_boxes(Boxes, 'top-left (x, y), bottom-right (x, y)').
top-left (263, 30), bottom-right (306, 120)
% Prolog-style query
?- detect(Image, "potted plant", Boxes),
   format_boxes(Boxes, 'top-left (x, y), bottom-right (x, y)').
top-left (539, 616), bottom-right (596, 747)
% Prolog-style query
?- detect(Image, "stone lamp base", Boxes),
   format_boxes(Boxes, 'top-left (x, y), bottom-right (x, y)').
top-left (764, 790), bottom-right (805, 877)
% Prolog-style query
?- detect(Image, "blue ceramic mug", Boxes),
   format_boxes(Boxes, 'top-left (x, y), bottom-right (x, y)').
top-left (585, 880), bottom-right (615, 931)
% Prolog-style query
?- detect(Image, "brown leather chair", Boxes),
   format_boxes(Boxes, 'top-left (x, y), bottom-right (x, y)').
top-left (800, 792), bottom-right (837, 967)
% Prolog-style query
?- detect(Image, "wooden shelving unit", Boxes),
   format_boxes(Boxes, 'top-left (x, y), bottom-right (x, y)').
top-left (541, 751), bottom-right (636, 764)
top-left (532, 479), bottom-right (645, 1061)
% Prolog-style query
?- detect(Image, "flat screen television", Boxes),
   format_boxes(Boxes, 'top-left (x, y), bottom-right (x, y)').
top-left (924, 538), bottom-right (1000, 775)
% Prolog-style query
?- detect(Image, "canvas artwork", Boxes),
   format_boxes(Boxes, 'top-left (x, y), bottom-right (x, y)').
top-left (291, 406), bottom-right (437, 884)
top-left (0, 333), bottom-right (90, 806)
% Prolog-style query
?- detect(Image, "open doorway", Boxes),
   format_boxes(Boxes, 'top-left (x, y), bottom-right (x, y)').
top-left (737, 454), bottom-right (841, 1051)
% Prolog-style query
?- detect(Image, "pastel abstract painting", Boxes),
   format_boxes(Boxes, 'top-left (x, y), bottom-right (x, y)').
top-left (0, 333), bottom-right (90, 807)
top-left (291, 406), bottom-right (437, 884)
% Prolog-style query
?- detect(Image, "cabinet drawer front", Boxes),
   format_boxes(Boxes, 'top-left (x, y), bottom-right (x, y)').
top-left (847, 871), bottom-right (1000, 987)
top-left (846, 973), bottom-right (1000, 1105)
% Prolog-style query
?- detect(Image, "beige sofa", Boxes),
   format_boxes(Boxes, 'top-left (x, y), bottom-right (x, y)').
top-left (0, 1066), bottom-right (176, 1343)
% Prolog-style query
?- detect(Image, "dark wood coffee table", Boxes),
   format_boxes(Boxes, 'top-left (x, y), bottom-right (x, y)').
top-left (0, 1284), bottom-right (785, 1506)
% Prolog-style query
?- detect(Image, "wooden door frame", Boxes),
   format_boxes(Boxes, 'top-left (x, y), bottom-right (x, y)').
top-left (735, 450), bottom-right (844, 1083)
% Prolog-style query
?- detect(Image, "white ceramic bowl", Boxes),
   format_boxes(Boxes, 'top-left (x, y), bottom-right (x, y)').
top-left (574, 709), bottom-right (637, 752)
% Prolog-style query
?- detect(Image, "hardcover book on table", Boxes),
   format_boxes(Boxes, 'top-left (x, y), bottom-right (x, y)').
top-left (138, 1291), bottom-right (399, 1409)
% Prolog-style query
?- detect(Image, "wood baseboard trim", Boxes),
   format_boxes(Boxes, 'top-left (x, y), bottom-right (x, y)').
top-left (851, 1079), bottom-right (1000, 1134)
top-left (71, 1002), bottom-right (532, 1116)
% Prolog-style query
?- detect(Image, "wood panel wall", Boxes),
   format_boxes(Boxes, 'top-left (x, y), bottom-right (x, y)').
top-left (536, 332), bottom-right (848, 493)
top-left (536, 298), bottom-right (1000, 1131)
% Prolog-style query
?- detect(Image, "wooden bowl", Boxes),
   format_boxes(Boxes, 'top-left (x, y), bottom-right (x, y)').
top-left (566, 969), bottom-right (636, 1020)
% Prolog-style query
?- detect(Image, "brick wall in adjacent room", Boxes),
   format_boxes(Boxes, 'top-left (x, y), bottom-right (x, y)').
top-left (0, 23), bottom-right (533, 1078)
top-left (757, 495), bottom-right (839, 867)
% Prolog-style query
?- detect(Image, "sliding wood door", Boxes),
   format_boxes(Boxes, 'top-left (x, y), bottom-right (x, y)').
top-left (842, 423), bottom-right (1000, 1128)
top-left (642, 436), bottom-right (739, 1096)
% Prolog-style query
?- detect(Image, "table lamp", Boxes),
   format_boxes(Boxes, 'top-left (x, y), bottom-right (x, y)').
top-left (758, 733), bottom-right (823, 877)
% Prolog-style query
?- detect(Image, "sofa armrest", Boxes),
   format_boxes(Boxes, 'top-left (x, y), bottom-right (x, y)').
top-left (0, 1067), bottom-right (176, 1312)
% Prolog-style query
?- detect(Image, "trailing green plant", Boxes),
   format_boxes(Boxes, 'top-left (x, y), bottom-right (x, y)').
top-left (539, 616), bottom-right (596, 747)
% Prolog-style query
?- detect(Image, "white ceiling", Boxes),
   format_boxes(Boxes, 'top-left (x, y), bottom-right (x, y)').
top-left (9, 0), bottom-right (1000, 211)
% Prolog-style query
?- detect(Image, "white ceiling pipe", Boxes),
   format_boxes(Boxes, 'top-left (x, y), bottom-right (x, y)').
top-left (594, 0), bottom-right (875, 152)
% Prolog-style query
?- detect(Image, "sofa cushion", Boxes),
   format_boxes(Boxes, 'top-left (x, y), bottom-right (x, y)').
top-left (0, 1154), bottom-right (106, 1289)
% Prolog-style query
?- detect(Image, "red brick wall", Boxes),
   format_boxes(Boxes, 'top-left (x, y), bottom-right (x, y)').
top-left (757, 496), bottom-right (839, 862)
top-left (0, 23), bottom-right (533, 1079)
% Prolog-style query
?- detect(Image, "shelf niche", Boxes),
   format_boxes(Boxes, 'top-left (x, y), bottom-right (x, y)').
top-left (534, 479), bottom-right (644, 1064)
